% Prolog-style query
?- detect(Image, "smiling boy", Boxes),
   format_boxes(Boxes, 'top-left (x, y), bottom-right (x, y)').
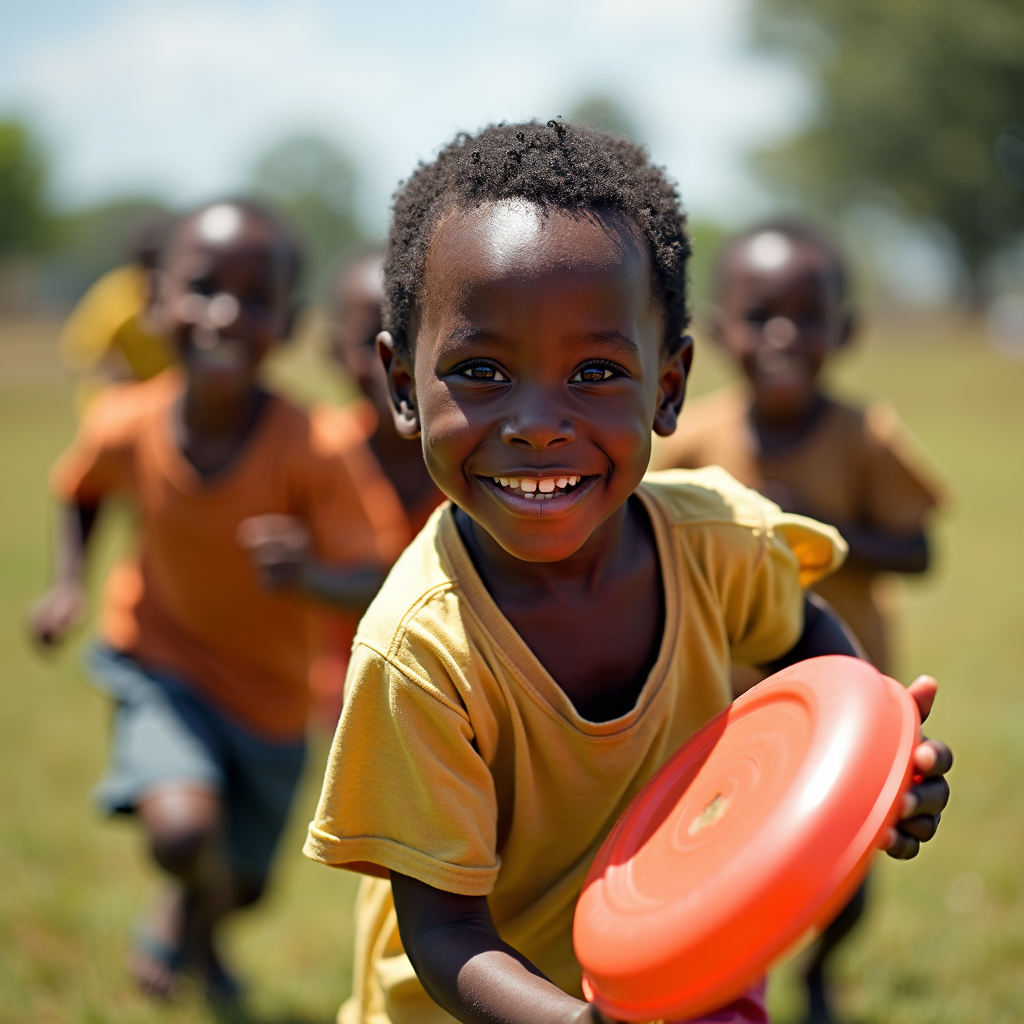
top-left (304, 124), bottom-right (951, 1024)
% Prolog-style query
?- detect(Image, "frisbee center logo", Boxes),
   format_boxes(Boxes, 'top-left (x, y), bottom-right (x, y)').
top-left (687, 792), bottom-right (731, 835)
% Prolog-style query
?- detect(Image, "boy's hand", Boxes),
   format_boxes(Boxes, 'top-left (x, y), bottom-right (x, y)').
top-left (883, 675), bottom-right (952, 859)
top-left (237, 515), bottom-right (311, 590)
top-left (29, 582), bottom-right (86, 647)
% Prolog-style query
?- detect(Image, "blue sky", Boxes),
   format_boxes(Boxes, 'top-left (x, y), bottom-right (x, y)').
top-left (1, 0), bottom-right (809, 232)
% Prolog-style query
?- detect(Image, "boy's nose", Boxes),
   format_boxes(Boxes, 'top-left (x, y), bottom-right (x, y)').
top-left (763, 316), bottom-right (798, 350)
top-left (500, 405), bottom-right (576, 450)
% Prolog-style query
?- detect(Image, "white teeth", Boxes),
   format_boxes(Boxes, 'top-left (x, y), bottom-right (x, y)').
top-left (538, 479), bottom-right (556, 493)
top-left (570, 475), bottom-right (581, 486)
top-left (498, 478), bottom-right (509, 487)
top-left (508, 478), bottom-right (520, 489)
top-left (524, 492), bottom-right (535, 499)
top-left (520, 479), bottom-right (537, 493)
top-left (556, 477), bottom-right (568, 489)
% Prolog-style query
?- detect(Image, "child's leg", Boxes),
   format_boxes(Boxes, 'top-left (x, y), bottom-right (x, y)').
top-left (132, 783), bottom-right (225, 996)
top-left (801, 878), bottom-right (869, 1024)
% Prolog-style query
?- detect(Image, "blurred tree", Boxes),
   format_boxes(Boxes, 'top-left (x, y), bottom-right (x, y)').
top-left (567, 96), bottom-right (640, 141)
top-left (0, 119), bottom-right (50, 256)
top-left (751, 0), bottom-right (1024, 298)
top-left (249, 134), bottom-right (367, 297)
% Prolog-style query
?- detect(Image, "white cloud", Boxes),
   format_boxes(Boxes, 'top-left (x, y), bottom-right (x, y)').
top-left (4, 0), bottom-right (810, 225)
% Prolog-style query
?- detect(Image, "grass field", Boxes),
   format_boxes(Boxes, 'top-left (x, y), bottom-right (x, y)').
top-left (1, 316), bottom-right (1022, 1024)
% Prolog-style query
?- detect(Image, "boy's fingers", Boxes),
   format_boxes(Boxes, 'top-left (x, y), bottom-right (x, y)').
top-left (902, 776), bottom-right (950, 818)
top-left (897, 813), bottom-right (940, 842)
top-left (907, 675), bottom-right (937, 723)
top-left (885, 829), bottom-right (920, 860)
top-left (913, 739), bottom-right (953, 777)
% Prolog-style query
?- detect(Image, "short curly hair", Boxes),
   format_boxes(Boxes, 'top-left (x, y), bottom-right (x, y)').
top-left (384, 120), bottom-right (692, 354)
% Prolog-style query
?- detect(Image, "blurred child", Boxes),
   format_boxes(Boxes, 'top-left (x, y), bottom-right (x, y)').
top-left (650, 220), bottom-right (946, 1023)
top-left (60, 212), bottom-right (177, 410)
top-left (302, 123), bottom-right (952, 1024)
top-left (306, 251), bottom-right (444, 723)
top-left (30, 199), bottom-right (407, 1003)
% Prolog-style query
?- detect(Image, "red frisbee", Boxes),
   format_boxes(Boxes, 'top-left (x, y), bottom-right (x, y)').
top-left (574, 656), bottom-right (919, 1023)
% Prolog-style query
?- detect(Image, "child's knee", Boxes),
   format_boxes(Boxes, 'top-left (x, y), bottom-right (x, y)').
top-left (136, 784), bottom-right (221, 875)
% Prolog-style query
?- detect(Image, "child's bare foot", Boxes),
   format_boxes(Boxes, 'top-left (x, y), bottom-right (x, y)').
top-left (128, 887), bottom-right (185, 999)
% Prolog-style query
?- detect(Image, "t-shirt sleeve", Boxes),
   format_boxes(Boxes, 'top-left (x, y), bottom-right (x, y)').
top-left (707, 493), bottom-right (847, 667)
top-left (860, 403), bottom-right (946, 534)
top-left (49, 388), bottom-right (138, 504)
top-left (301, 409), bottom-right (411, 567)
top-left (303, 641), bottom-right (500, 896)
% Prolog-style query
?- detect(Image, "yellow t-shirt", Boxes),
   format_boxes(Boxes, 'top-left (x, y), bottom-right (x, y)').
top-left (304, 468), bottom-right (846, 1024)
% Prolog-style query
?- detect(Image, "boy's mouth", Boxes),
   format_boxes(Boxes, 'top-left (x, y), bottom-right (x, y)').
top-left (476, 474), bottom-right (595, 510)
top-left (490, 474), bottom-right (583, 499)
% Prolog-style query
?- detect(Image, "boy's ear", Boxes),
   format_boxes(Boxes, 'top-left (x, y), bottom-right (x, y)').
top-left (653, 334), bottom-right (694, 437)
top-left (377, 331), bottom-right (420, 439)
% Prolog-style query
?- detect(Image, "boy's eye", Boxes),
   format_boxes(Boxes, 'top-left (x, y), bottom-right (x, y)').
top-left (460, 363), bottom-right (509, 382)
top-left (571, 365), bottom-right (616, 383)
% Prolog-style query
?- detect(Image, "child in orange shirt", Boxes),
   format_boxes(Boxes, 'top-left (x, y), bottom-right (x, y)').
top-left (307, 251), bottom-right (446, 723)
top-left (30, 200), bottom-right (407, 1003)
top-left (650, 220), bottom-right (945, 1023)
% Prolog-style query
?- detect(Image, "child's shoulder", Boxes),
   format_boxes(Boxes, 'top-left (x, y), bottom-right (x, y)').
top-left (80, 370), bottom-right (179, 440)
top-left (641, 464), bottom-right (778, 530)
top-left (640, 466), bottom-right (847, 587)
top-left (350, 505), bottom-right (472, 692)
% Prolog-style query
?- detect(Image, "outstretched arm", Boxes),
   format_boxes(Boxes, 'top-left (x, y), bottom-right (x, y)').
top-left (839, 524), bottom-right (929, 574)
top-left (29, 501), bottom-right (100, 646)
top-left (759, 594), bottom-right (952, 861)
top-left (391, 872), bottom-right (598, 1024)
top-left (237, 514), bottom-right (387, 611)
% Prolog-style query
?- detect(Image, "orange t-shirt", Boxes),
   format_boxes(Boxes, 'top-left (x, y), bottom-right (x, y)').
top-left (308, 400), bottom-right (446, 724)
top-left (650, 386), bottom-right (945, 672)
top-left (51, 371), bottom-right (410, 739)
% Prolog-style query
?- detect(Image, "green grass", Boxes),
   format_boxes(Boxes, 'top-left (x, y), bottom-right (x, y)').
top-left (1, 317), bottom-right (1022, 1023)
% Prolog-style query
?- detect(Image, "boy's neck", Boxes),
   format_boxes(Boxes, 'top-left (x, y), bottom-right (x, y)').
top-left (453, 496), bottom-right (665, 722)
top-left (455, 500), bottom-right (632, 599)
top-left (749, 389), bottom-right (829, 453)
top-left (176, 382), bottom-right (268, 478)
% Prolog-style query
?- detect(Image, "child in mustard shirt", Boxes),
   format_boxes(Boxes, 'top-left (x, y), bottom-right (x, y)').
top-left (303, 124), bottom-right (952, 1024)
top-left (31, 200), bottom-right (407, 1003)
top-left (649, 221), bottom-right (947, 1022)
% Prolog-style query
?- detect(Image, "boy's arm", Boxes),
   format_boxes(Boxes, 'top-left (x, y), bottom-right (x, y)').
top-left (237, 514), bottom-right (386, 610)
top-left (391, 871), bottom-right (599, 1024)
top-left (30, 501), bottom-right (101, 646)
top-left (832, 522), bottom-right (929, 574)
top-left (759, 594), bottom-right (952, 861)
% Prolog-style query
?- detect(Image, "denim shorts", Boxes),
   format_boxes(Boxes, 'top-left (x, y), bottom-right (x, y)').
top-left (86, 644), bottom-right (306, 882)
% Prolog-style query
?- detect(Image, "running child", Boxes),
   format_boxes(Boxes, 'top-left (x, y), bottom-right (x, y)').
top-left (305, 251), bottom-right (445, 724)
top-left (650, 221), bottom-right (945, 675)
top-left (30, 199), bottom-right (407, 1002)
top-left (648, 221), bottom-right (946, 1023)
top-left (302, 124), bottom-right (952, 1024)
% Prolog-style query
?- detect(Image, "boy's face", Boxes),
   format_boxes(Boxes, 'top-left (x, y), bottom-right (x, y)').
top-left (715, 232), bottom-right (851, 422)
top-left (159, 204), bottom-right (294, 404)
top-left (330, 256), bottom-right (389, 416)
top-left (384, 201), bottom-right (690, 563)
